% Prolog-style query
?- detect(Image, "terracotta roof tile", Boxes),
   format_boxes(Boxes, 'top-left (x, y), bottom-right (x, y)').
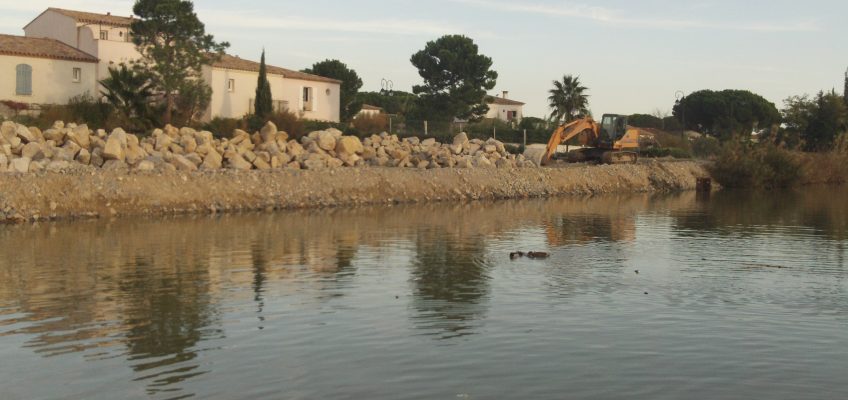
top-left (361, 104), bottom-right (383, 111)
top-left (214, 54), bottom-right (343, 84)
top-left (212, 54), bottom-right (342, 84)
top-left (487, 95), bottom-right (525, 106)
top-left (0, 34), bottom-right (98, 63)
top-left (47, 8), bottom-right (135, 27)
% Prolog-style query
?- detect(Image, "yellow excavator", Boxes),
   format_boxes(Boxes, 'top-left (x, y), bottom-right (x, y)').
top-left (535, 114), bottom-right (641, 165)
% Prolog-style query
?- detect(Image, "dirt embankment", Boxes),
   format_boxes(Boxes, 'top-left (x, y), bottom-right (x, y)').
top-left (0, 160), bottom-right (708, 223)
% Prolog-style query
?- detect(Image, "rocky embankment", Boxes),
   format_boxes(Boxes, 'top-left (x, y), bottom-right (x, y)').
top-left (0, 120), bottom-right (708, 223)
top-left (0, 120), bottom-right (532, 173)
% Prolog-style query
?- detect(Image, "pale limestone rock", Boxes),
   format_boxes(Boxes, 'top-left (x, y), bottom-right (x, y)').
top-left (136, 160), bottom-right (155, 171)
top-left (67, 125), bottom-right (91, 149)
top-left (253, 157), bottom-right (271, 170)
top-left (201, 150), bottom-right (223, 170)
top-left (45, 160), bottom-right (71, 172)
top-left (225, 151), bottom-right (252, 170)
top-left (155, 134), bottom-right (172, 151)
top-left (259, 121), bottom-right (277, 143)
top-left (103, 134), bottom-right (125, 161)
top-left (181, 136), bottom-right (198, 154)
top-left (287, 140), bottom-right (305, 158)
top-left (335, 136), bottom-right (364, 156)
top-left (76, 148), bottom-right (91, 165)
top-left (184, 152), bottom-right (203, 166)
top-left (171, 154), bottom-right (198, 171)
top-left (286, 161), bottom-right (301, 169)
top-left (15, 124), bottom-right (36, 143)
top-left (10, 157), bottom-right (31, 173)
top-left (21, 142), bottom-right (44, 160)
top-left (316, 130), bottom-right (336, 151)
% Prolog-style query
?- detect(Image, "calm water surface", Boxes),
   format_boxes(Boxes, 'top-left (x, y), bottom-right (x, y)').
top-left (1, 188), bottom-right (847, 399)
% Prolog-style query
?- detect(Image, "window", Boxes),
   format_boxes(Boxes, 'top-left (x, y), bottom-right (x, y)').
top-left (227, 79), bottom-right (235, 92)
top-left (100, 30), bottom-right (108, 40)
top-left (15, 64), bottom-right (32, 96)
top-left (72, 68), bottom-right (82, 83)
top-left (302, 87), bottom-right (314, 111)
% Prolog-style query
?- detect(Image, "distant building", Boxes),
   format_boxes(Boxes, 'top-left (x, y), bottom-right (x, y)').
top-left (0, 34), bottom-right (98, 105)
top-left (485, 91), bottom-right (524, 122)
top-left (6, 7), bottom-right (341, 122)
top-left (357, 104), bottom-right (384, 117)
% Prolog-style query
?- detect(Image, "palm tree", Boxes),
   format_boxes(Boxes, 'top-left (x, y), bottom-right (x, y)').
top-left (548, 75), bottom-right (590, 124)
top-left (100, 64), bottom-right (156, 127)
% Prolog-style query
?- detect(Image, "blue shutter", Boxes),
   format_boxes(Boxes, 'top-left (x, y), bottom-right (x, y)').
top-left (16, 64), bottom-right (32, 96)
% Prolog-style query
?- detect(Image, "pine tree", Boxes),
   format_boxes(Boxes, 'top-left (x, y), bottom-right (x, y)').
top-left (255, 50), bottom-right (273, 119)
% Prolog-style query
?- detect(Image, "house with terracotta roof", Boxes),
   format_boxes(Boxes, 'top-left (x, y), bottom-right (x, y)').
top-left (204, 54), bottom-right (341, 122)
top-left (6, 7), bottom-right (342, 122)
top-left (356, 104), bottom-right (384, 118)
top-left (0, 34), bottom-right (98, 105)
top-left (24, 8), bottom-right (141, 84)
top-left (485, 91), bottom-right (524, 123)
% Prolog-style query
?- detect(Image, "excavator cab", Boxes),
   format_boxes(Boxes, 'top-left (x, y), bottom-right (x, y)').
top-left (599, 114), bottom-right (628, 146)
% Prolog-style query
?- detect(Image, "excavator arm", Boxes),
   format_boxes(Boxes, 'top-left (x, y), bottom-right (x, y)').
top-left (541, 118), bottom-right (599, 165)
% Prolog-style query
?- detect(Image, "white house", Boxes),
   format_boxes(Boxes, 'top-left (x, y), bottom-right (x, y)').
top-left (10, 7), bottom-right (341, 122)
top-left (485, 91), bottom-right (524, 123)
top-left (0, 34), bottom-right (98, 105)
top-left (23, 8), bottom-right (141, 85)
top-left (204, 54), bottom-right (341, 122)
top-left (356, 104), bottom-right (384, 118)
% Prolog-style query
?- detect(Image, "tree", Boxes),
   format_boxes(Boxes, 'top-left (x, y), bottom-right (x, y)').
top-left (548, 75), bottom-right (589, 124)
top-left (131, 0), bottom-right (229, 125)
top-left (254, 50), bottom-right (273, 119)
top-left (672, 89), bottom-right (780, 140)
top-left (410, 35), bottom-right (498, 122)
top-left (303, 59), bottom-right (363, 121)
top-left (100, 63), bottom-right (155, 128)
top-left (171, 79), bottom-right (213, 127)
top-left (783, 91), bottom-right (848, 151)
top-left (844, 67), bottom-right (848, 106)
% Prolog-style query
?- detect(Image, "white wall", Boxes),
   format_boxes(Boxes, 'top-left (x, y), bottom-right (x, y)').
top-left (205, 66), bottom-right (287, 121)
top-left (95, 38), bottom-right (142, 82)
top-left (23, 11), bottom-right (77, 47)
top-left (204, 66), bottom-right (340, 122)
top-left (0, 55), bottom-right (97, 104)
top-left (486, 104), bottom-right (524, 122)
top-left (277, 78), bottom-right (340, 122)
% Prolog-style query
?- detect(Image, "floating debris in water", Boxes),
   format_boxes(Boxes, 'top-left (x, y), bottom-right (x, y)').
top-left (510, 251), bottom-right (549, 260)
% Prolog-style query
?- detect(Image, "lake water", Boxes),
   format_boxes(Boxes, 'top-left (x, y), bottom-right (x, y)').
top-left (1, 188), bottom-right (847, 399)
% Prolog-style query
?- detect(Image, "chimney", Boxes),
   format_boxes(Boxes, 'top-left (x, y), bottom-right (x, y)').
top-left (502, 91), bottom-right (509, 99)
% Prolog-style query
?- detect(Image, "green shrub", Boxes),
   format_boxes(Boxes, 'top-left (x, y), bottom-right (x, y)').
top-left (203, 117), bottom-right (247, 138)
top-left (691, 136), bottom-right (721, 158)
top-left (640, 147), bottom-right (691, 159)
top-left (710, 143), bottom-right (802, 189)
top-left (351, 113), bottom-right (388, 136)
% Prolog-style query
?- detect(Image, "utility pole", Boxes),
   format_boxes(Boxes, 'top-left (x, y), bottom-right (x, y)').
top-left (523, 129), bottom-right (527, 148)
top-left (424, 120), bottom-right (428, 136)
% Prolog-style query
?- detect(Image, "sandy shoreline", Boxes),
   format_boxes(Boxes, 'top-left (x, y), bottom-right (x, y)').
top-left (0, 160), bottom-right (708, 223)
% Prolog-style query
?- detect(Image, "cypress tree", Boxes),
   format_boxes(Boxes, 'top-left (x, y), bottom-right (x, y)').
top-left (255, 49), bottom-right (273, 119)
top-left (843, 67), bottom-right (848, 106)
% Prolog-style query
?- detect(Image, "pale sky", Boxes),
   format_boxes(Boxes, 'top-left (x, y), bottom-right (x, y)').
top-left (3, 0), bottom-right (847, 117)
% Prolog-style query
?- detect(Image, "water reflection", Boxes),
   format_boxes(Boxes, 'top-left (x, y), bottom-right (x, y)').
top-left (0, 188), bottom-right (846, 399)
top-left (410, 226), bottom-right (490, 340)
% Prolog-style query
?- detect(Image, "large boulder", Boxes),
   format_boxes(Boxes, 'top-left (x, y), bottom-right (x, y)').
top-left (523, 145), bottom-right (548, 166)
top-left (259, 121), bottom-right (277, 143)
top-left (15, 124), bottom-right (36, 143)
top-left (453, 132), bottom-right (469, 146)
top-left (335, 136), bottom-right (363, 156)
top-left (66, 125), bottom-right (91, 149)
top-left (170, 154), bottom-right (198, 171)
top-left (102, 131), bottom-right (126, 161)
top-left (10, 157), bottom-right (31, 173)
top-left (21, 142), bottom-right (44, 161)
top-left (201, 149), bottom-right (223, 170)
top-left (316, 130), bottom-right (337, 151)
top-left (225, 151), bottom-right (252, 170)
